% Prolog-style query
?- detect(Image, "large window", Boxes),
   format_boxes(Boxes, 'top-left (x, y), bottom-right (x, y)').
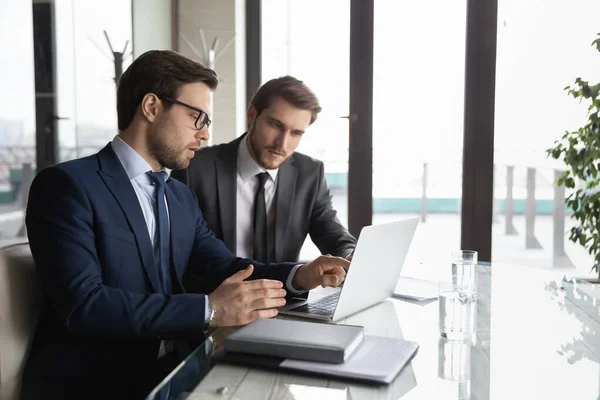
top-left (0, 1), bottom-right (36, 240)
top-left (260, 0), bottom-right (600, 272)
top-left (372, 0), bottom-right (467, 268)
top-left (493, 0), bottom-right (600, 275)
top-left (0, 1), bottom-right (132, 241)
top-left (262, 0), bottom-right (350, 260)
top-left (55, 0), bottom-right (133, 161)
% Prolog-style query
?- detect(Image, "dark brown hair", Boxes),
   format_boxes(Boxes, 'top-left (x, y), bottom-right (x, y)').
top-left (116, 50), bottom-right (218, 131)
top-left (249, 76), bottom-right (322, 124)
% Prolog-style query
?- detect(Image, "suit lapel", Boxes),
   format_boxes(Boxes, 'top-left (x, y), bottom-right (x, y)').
top-left (216, 139), bottom-right (240, 253)
top-left (275, 159), bottom-right (297, 261)
top-left (97, 145), bottom-right (161, 292)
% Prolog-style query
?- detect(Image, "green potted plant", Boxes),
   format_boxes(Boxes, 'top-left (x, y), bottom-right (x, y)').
top-left (547, 33), bottom-right (600, 282)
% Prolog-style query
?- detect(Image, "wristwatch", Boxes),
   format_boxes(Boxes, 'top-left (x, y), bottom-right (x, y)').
top-left (205, 297), bottom-right (215, 331)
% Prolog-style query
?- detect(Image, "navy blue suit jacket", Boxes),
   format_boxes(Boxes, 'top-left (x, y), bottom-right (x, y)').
top-left (21, 144), bottom-right (296, 399)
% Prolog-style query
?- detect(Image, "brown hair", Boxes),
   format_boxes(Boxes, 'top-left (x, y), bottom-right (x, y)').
top-left (249, 76), bottom-right (322, 124)
top-left (116, 50), bottom-right (218, 131)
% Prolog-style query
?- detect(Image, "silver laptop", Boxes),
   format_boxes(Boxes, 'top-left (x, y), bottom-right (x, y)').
top-left (279, 217), bottom-right (419, 322)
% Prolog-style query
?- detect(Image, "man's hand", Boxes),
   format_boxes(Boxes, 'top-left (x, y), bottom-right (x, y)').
top-left (292, 255), bottom-right (350, 291)
top-left (208, 265), bottom-right (287, 327)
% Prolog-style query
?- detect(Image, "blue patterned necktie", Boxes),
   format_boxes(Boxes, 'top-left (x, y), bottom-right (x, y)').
top-left (146, 171), bottom-right (171, 294)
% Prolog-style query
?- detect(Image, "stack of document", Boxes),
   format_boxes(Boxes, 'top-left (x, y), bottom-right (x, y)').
top-left (221, 319), bottom-right (419, 384)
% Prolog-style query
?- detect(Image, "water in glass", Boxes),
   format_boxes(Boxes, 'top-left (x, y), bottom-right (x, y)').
top-left (439, 289), bottom-right (476, 340)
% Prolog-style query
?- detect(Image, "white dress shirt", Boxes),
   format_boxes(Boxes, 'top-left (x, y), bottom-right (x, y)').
top-left (236, 135), bottom-right (278, 260)
top-left (236, 135), bottom-right (303, 294)
top-left (111, 136), bottom-right (170, 244)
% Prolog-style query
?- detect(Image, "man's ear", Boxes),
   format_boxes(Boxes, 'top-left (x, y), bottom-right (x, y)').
top-left (140, 93), bottom-right (161, 123)
top-left (247, 105), bottom-right (257, 128)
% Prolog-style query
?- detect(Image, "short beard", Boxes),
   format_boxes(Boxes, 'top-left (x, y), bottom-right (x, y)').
top-left (158, 152), bottom-right (188, 170)
top-left (248, 126), bottom-right (282, 169)
top-left (148, 130), bottom-right (187, 170)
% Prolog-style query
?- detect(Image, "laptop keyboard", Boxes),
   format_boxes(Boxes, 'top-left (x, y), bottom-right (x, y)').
top-left (288, 292), bottom-right (341, 316)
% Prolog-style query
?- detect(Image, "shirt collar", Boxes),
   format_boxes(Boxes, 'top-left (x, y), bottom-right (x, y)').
top-left (237, 134), bottom-right (279, 182)
top-left (111, 135), bottom-right (171, 181)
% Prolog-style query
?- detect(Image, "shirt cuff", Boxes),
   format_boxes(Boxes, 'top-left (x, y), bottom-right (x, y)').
top-left (204, 294), bottom-right (210, 323)
top-left (286, 263), bottom-right (306, 294)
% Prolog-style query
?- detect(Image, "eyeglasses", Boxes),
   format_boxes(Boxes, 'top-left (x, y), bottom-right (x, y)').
top-left (162, 97), bottom-right (211, 131)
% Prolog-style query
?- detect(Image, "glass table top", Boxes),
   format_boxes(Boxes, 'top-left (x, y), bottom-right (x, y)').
top-left (146, 262), bottom-right (600, 400)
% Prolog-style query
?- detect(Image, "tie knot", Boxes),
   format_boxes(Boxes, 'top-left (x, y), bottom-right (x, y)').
top-left (147, 171), bottom-right (168, 187)
top-left (256, 172), bottom-right (270, 186)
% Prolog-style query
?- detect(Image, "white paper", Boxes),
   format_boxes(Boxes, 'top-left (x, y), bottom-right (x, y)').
top-left (280, 335), bottom-right (418, 384)
top-left (393, 276), bottom-right (439, 301)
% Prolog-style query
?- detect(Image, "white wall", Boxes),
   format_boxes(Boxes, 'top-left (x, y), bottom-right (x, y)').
top-left (132, 0), bottom-right (172, 59)
top-left (235, 0), bottom-right (247, 138)
top-left (178, 0), bottom-right (246, 145)
top-left (131, 0), bottom-right (246, 145)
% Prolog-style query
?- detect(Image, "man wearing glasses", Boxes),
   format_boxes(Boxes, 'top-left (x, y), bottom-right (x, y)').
top-left (172, 77), bottom-right (356, 293)
top-left (21, 50), bottom-right (349, 400)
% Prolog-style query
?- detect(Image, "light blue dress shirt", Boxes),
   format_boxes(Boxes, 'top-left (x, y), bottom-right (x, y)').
top-left (110, 136), bottom-right (209, 320)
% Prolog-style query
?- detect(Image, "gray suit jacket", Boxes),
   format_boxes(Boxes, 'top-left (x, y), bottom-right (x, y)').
top-left (171, 134), bottom-right (356, 263)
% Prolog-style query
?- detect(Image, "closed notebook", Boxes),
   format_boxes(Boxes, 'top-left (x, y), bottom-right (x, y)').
top-left (224, 319), bottom-right (365, 364)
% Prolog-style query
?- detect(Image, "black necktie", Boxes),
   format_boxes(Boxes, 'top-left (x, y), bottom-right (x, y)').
top-left (253, 172), bottom-right (270, 263)
top-left (146, 171), bottom-right (171, 294)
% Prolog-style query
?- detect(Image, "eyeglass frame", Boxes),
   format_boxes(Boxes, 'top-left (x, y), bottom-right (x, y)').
top-left (162, 97), bottom-right (212, 131)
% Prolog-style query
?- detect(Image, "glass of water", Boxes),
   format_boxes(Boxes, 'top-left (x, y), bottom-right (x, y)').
top-left (439, 250), bottom-right (478, 340)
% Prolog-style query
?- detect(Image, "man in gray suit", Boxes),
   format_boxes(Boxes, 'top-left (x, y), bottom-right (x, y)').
top-left (172, 76), bottom-right (356, 271)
